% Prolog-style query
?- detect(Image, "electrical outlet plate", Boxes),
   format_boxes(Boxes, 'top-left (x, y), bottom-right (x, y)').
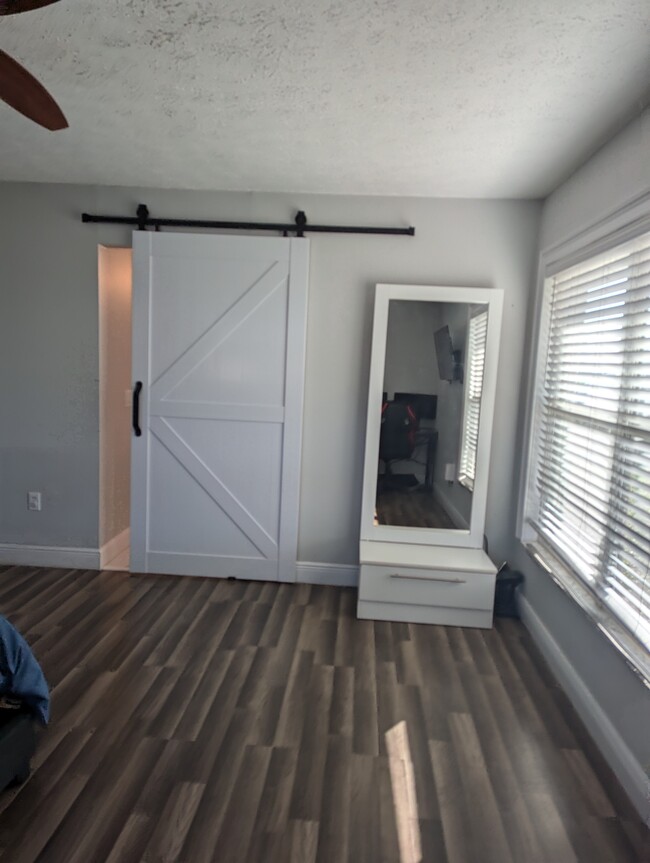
top-left (444, 463), bottom-right (456, 482)
top-left (27, 491), bottom-right (42, 511)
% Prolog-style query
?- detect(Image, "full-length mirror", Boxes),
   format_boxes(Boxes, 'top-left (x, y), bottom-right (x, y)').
top-left (360, 284), bottom-right (503, 548)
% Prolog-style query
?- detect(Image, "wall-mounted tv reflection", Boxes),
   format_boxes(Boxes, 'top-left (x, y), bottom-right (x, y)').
top-left (434, 325), bottom-right (456, 382)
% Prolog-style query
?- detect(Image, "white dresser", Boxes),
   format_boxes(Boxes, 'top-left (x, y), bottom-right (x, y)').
top-left (358, 541), bottom-right (497, 628)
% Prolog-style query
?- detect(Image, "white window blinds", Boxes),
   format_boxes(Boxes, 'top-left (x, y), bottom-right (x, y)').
top-left (459, 307), bottom-right (488, 491)
top-left (527, 229), bottom-right (650, 653)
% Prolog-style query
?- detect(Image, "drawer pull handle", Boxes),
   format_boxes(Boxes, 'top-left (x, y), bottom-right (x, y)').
top-left (388, 573), bottom-right (467, 584)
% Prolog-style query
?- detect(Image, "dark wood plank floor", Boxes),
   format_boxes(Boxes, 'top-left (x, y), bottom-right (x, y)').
top-left (376, 488), bottom-right (456, 529)
top-left (0, 565), bottom-right (647, 862)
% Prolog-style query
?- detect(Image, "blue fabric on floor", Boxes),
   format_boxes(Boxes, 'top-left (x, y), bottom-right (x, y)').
top-left (0, 615), bottom-right (49, 724)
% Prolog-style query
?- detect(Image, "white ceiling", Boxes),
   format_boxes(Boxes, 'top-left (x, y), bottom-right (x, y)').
top-left (0, 0), bottom-right (648, 198)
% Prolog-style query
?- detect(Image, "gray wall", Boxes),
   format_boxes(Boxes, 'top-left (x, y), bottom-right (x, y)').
top-left (509, 108), bottom-right (650, 788)
top-left (0, 184), bottom-right (100, 548)
top-left (0, 185), bottom-right (540, 566)
top-left (383, 299), bottom-right (438, 486)
top-left (383, 299), bottom-right (438, 400)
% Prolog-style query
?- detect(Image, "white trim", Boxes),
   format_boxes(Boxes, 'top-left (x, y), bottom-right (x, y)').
top-left (519, 594), bottom-right (650, 825)
top-left (432, 486), bottom-right (470, 531)
top-left (277, 239), bottom-right (310, 583)
top-left (99, 528), bottom-right (130, 569)
top-left (0, 544), bottom-right (100, 570)
top-left (296, 562), bottom-right (359, 588)
top-left (542, 188), bottom-right (650, 272)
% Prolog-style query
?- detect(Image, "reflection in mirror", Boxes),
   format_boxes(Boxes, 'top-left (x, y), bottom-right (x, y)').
top-left (375, 300), bottom-right (489, 531)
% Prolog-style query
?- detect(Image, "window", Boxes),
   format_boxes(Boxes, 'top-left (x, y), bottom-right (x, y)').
top-left (525, 229), bottom-right (650, 656)
top-left (459, 307), bottom-right (488, 491)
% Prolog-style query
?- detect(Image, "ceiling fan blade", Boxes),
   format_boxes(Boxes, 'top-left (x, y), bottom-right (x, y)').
top-left (0, 0), bottom-right (60, 15)
top-left (0, 49), bottom-right (67, 129)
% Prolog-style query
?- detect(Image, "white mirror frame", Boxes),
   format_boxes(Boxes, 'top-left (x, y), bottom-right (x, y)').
top-left (360, 284), bottom-right (504, 549)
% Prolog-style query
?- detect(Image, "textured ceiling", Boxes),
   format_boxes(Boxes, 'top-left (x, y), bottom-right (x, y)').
top-left (0, 0), bottom-right (648, 197)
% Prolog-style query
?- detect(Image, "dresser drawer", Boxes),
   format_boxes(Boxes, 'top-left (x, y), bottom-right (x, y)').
top-left (358, 563), bottom-right (495, 611)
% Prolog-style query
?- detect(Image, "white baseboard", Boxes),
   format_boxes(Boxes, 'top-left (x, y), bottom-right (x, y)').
top-left (519, 595), bottom-right (650, 825)
top-left (296, 562), bottom-right (359, 587)
top-left (100, 528), bottom-right (130, 569)
top-left (432, 486), bottom-right (469, 530)
top-left (0, 543), bottom-right (100, 570)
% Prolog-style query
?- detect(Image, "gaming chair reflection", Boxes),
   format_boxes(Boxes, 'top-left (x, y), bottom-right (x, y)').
top-left (378, 401), bottom-right (418, 489)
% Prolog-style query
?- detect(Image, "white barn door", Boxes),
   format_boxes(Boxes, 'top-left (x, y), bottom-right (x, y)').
top-left (130, 231), bottom-right (309, 581)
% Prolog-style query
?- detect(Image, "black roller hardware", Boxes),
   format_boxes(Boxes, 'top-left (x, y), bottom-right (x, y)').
top-left (81, 204), bottom-right (415, 238)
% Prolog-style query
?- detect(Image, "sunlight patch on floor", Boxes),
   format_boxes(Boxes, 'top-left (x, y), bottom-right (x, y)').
top-left (385, 721), bottom-right (422, 863)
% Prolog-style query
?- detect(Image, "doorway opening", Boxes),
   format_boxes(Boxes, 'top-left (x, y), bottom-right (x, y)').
top-left (98, 246), bottom-right (132, 571)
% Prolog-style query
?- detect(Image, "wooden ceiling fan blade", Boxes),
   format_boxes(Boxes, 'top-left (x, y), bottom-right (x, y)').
top-left (0, 49), bottom-right (67, 130)
top-left (0, 0), bottom-right (60, 15)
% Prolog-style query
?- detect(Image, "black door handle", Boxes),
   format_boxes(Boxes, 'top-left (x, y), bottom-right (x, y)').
top-left (132, 381), bottom-right (143, 437)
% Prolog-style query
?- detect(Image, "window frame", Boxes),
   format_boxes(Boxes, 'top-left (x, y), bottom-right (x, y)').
top-left (518, 198), bottom-right (650, 685)
top-left (458, 306), bottom-right (489, 492)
